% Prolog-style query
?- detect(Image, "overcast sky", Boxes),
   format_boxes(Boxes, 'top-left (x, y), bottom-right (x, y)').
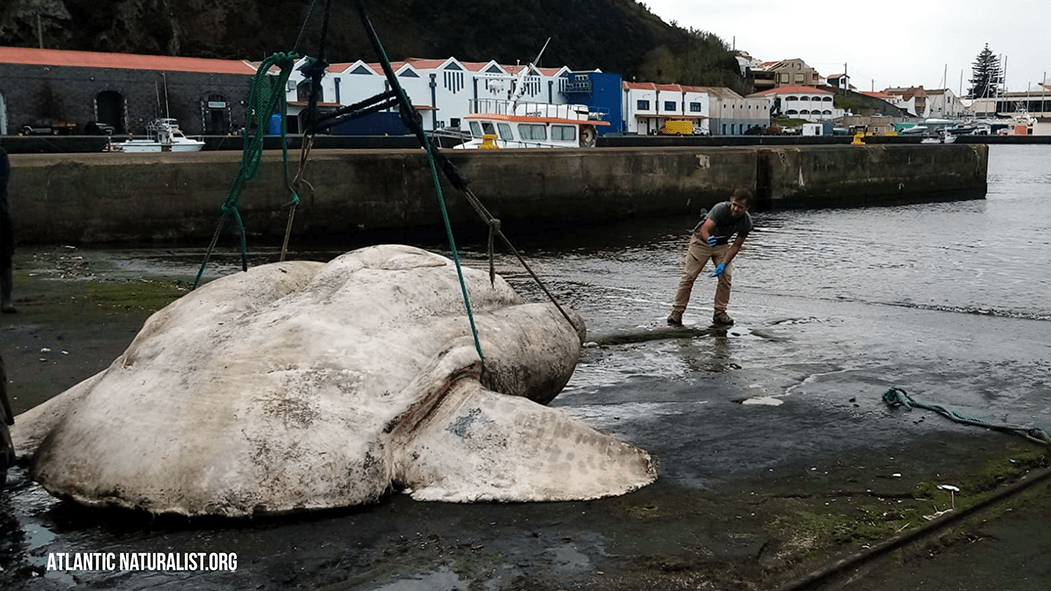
top-left (642, 0), bottom-right (1049, 94)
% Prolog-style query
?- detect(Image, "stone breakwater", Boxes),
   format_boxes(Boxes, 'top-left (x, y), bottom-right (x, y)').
top-left (7, 144), bottom-right (986, 245)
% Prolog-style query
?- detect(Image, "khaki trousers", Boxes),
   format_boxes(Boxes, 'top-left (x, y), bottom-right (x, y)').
top-left (671, 242), bottom-right (732, 316)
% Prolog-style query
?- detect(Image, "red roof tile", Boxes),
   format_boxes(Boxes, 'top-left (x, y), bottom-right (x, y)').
top-left (1, 46), bottom-right (257, 74)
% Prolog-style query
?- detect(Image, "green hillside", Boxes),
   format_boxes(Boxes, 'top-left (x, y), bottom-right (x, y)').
top-left (0, 0), bottom-right (745, 93)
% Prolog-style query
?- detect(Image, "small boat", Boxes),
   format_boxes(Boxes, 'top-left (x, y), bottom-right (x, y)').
top-left (455, 99), bottom-right (609, 149)
top-left (115, 119), bottom-right (205, 153)
top-left (920, 128), bottom-right (956, 144)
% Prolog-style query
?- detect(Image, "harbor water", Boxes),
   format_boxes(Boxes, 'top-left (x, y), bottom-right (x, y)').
top-left (1, 144), bottom-right (1049, 590)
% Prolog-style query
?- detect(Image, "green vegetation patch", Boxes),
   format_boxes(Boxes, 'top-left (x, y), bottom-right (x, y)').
top-left (83, 278), bottom-right (188, 312)
top-left (768, 446), bottom-right (1049, 561)
top-left (623, 502), bottom-right (661, 520)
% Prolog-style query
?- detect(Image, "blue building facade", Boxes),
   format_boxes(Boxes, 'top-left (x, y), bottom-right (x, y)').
top-left (561, 72), bottom-right (623, 135)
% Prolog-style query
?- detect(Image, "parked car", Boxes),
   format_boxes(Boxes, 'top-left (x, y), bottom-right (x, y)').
top-left (21, 120), bottom-right (58, 135)
top-left (0, 356), bottom-right (14, 489)
top-left (85, 121), bottom-right (116, 135)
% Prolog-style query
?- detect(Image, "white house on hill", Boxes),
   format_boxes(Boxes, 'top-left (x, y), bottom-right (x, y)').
top-left (748, 85), bottom-right (844, 122)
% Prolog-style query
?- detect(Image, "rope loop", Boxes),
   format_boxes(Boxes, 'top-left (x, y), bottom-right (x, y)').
top-left (881, 387), bottom-right (913, 410)
top-left (883, 386), bottom-right (1051, 450)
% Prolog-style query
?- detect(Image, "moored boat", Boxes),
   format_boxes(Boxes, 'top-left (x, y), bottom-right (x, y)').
top-left (455, 99), bottom-right (609, 149)
top-left (114, 119), bottom-right (205, 153)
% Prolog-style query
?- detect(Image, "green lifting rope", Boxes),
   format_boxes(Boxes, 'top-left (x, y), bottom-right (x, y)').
top-left (193, 51), bottom-right (300, 290)
top-left (354, 0), bottom-right (485, 362)
top-left (883, 387), bottom-right (1051, 448)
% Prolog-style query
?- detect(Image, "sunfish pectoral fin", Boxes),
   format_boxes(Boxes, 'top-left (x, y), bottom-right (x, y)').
top-left (392, 380), bottom-right (657, 502)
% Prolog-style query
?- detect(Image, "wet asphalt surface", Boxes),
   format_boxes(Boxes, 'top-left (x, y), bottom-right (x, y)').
top-left (1, 239), bottom-right (1050, 590)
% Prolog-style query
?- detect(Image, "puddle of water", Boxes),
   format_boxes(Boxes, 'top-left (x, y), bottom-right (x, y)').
top-left (369, 565), bottom-right (465, 591)
top-left (562, 401), bottom-right (710, 427)
top-left (740, 396), bottom-right (784, 407)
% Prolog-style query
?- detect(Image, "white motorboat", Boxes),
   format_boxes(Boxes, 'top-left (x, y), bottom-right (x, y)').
top-left (455, 99), bottom-right (609, 149)
top-left (115, 119), bottom-right (205, 152)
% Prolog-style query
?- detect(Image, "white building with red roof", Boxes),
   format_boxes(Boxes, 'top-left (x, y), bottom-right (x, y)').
top-left (621, 82), bottom-right (711, 134)
top-left (747, 85), bottom-right (843, 122)
top-left (281, 56), bottom-right (573, 133)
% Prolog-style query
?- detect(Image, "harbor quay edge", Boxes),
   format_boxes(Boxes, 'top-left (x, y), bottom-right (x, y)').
top-left (6, 144), bottom-right (987, 245)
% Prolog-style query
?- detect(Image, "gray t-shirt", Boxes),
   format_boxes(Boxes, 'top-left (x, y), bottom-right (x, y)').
top-left (703, 201), bottom-right (752, 245)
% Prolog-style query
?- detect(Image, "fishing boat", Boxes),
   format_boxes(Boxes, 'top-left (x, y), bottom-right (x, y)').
top-left (455, 99), bottom-right (609, 149)
top-left (453, 38), bottom-right (608, 149)
top-left (114, 119), bottom-right (205, 153)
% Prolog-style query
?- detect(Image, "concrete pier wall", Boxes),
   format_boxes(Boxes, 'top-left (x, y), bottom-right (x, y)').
top-left (758, 144), bottom-right (988, 209)
top-left (6, 144), bottom-right (987, 245)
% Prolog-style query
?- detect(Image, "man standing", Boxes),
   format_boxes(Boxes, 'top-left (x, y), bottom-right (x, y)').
top-left (668, 188), bottom-right (754, 327)
top-left (1, 146), bottom-right (14, 313)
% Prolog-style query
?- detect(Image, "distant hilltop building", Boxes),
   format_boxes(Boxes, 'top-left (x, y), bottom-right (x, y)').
top-left (747, 85), bottom-right (844, 122)
top-left (881, 86), bottom-right (966, 119)
top-left (765, 58), bottom-right (825, 87)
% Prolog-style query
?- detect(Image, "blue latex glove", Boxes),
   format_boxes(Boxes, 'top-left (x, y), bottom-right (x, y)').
top-left (706, 235), bottom-right (724, 246)
top-left (709, 263), bottom-right (726, 277)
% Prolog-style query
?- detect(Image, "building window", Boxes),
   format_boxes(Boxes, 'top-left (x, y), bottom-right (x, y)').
top-left (443, 70), bottom-right (464, 93)
top-left (296, 81), bottom-right (322, 103)
top-left (823, 96), bottom-right (833, 102)
top-left (637, 99), bottom-right (650, 110)
top-left (689, 102), bottom-right (702, 112)
top-left (664, 101), bottom-right (676, 111)
top-left (795, 74), bottom-right (805, 84)
top-left (787, 96), bottom-right (798, 101)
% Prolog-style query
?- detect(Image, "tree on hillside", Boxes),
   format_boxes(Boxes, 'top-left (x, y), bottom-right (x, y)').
top-left (634, 26), bottom-right (744, 93)
top-left (969, 44), bottom-right (1002, 99)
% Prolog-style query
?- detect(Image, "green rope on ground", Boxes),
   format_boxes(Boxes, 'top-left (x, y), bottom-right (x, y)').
top-left (193, 51), bottom-right (300, 289)
top-left (883, 387), bottom-right (1051, 448)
